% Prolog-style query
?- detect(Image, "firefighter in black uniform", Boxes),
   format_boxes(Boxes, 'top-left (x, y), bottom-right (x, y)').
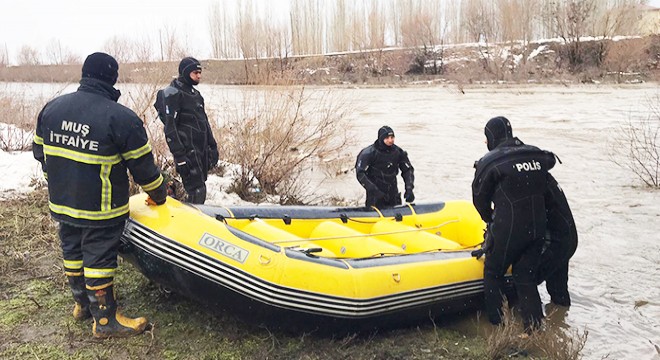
top-left (356, 126), bottom-right (415, 208)
top-left (472, 116), bottom-right (556, 332)
top-left (537, 173), bottom-right (578, 307)
top-left (33, 52), bottom-right (167, 338)
top-left (154, 57), bottom-right (218, 204)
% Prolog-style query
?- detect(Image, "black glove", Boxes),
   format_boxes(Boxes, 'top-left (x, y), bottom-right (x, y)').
top-left (209, 147), bottom-right (219, 168)
top-left (404, 188), bottom-right (414, 203)
top-left (471, 248), bottom-right (485, 260)
top-left (472, 224), bottom-right (492, 260)
top-left (175, 158), bottom-right (190, 177)
top-left (483, 224), bottom-right (493, 253)
top-left (146, 182), bottom-right (167, 205)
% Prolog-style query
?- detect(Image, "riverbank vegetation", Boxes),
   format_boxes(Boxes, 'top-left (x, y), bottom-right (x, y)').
top-left (1, 190), bottom-right (587, 359)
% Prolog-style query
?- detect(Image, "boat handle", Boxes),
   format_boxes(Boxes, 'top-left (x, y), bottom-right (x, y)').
top-left (392, 273), bottom-right (401, 283)
top-left (259, 255), bottom-right (271, 265)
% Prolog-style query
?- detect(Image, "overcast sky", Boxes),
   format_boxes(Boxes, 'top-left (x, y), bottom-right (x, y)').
top-left (1, 0), bottom-right (659, 64)
top-left (0, 0), bottom-right (222, 62)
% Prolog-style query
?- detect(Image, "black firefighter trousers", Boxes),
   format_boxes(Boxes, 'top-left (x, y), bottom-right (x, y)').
top-left (59, 221), bottom-right (125, 289)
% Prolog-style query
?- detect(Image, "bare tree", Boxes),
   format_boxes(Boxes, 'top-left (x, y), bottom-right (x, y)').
top-left (444, 0), bottom-right (465, 44)
top-left (102, 36), bottom-right (133, 63)
top-left (329, 0), bottom-right (350, 52)
top-left (463, 0), bottom-right (497, 43)
top-left (367, 0), bottom-right (387, 50)
top-left (591, 0), bottom-right (642, 66)
top-left (209, 1), bottom-right (240, 59)
top-left (131, 35), bottom-right (155, 63)
top-left (0, 43), bottom-right (8, 67)
top-left (462, 0), bottom-right (514, 78)
top-left (44, 39), bottom-right (80, 65)
top-left (399, 0), bottom-right (446, 74)
top-left (494, 0), bottom-right (541, 73)
top-left (290, 0), bottom-right (325, 55)
top-left (545, 0), bottom-right (597, 69)
top-left (16, 45), bottom-right (41, 66)
top-left (157, 25), bottom-right (191, 62)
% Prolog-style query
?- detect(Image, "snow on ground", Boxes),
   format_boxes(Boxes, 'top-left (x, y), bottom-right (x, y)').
top-left (0, 149), bottom-right (42, 200)
top-left (0, 126), bottom-right (250, 204)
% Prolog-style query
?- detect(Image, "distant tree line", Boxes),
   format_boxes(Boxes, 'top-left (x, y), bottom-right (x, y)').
top-left (0, 0), bottom-right (651, 67)
top-left (209, 0), bottom-right (648, 58)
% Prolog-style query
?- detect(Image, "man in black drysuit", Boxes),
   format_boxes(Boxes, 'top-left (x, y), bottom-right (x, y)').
top-left (33, 52), bottom-right (167, 338)
top-left (471, 116), bottom-right (556, 331)
top-left (537, 173), bottom-right (578, 307)
top-left (155, 56), bottom-right (219, 204)
top-left (355, 126), bottom-right (415, 208)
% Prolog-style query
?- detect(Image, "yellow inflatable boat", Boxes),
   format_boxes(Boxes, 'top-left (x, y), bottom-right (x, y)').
top-left (120, 194), bottom-right (511, 331)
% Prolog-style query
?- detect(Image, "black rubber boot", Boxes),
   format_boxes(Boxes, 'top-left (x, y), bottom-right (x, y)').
top-left (67, 275), bottom-right (91, 321)
top-left (87, 285), bottom-right (148, 338)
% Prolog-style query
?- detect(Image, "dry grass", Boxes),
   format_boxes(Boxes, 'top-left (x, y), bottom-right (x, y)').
top-left (484, 302), bottom-right (587, 360)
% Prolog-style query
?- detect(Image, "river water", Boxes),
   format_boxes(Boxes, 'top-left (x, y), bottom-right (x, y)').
top-left (211, 83), bottom-right (658, 360)
top-left (6, 81), bottom-right (659, 359)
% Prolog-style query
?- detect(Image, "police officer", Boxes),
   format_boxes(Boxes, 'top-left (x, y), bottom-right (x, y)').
top-left (471, 116), bottom-right (556, 332)
top-left (356, 126), bottom-right (415, 208)
top-left (155, 56), bottom-right (219, 204)
top-left (33, 52), bottom-right (167, 338)
top-left (537, 173), bottom-right (578, 307)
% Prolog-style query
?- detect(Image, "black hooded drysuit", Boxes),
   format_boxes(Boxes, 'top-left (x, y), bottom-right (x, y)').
top-left (155, 57), bottom-right (218, 204)
top-left (355, 126), bottom-right (414, 208)
top-left (471, 116), bottom-right (556, 331)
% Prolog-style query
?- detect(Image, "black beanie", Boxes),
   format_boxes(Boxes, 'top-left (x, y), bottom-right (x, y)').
top-left (178, 57), bottom-right (202, 77)
top-left (485, 116), bottom-right (513, 151)
top-left (82, 52), bottom-right (119, 85)
top-left (377, 126), bottom-right (395, 144)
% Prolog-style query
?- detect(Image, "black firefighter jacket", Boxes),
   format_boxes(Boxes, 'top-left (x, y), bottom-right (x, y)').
top-left (33, 78), bottom-right (164, 228)
top-left (156, 78), bottom-right (218, 188)
top-left (472, 138), bottom-right (556, 247)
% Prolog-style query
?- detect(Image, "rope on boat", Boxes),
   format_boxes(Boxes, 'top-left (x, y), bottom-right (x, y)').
top-left (271, 219), bottom-right (460, 245)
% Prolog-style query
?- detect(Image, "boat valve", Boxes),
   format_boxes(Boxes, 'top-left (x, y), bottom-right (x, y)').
top-left (259, 255), bottom-right (271, 265)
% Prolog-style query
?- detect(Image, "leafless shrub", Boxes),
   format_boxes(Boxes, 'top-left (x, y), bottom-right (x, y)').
top-left (610, 93), bottom-right (660, 188)
top-left (218, 86), bottom-right (354, 203)
top-left (120, 69), bottom-right (172, 162)
top-left (0, 85), bottom-right (68, 151)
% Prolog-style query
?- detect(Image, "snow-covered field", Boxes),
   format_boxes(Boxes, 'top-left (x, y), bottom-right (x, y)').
top-left (3, 82), bottom-right (659, 360)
